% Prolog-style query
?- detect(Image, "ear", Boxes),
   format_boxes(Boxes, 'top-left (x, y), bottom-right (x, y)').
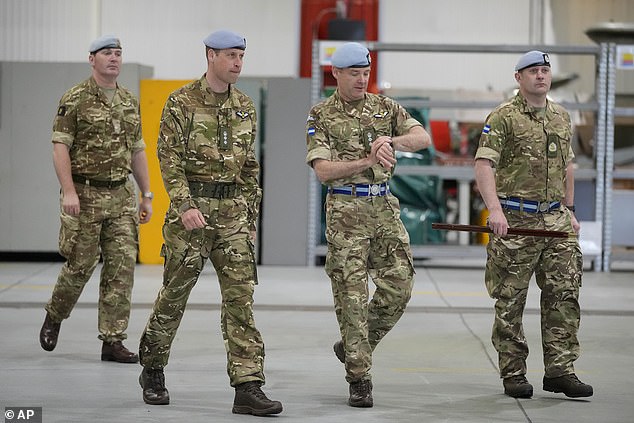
top-left (514, 71), bottom-right (521, 83)
top-left (331, 67), bottom-right (339, 80)
top-left (88, 54), bottom-right (95, 66)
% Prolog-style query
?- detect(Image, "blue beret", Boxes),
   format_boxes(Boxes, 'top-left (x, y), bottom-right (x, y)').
top-left (515, 50), bottom-right (550, 71)
top-left (331, 42), bottom-right (371, 68)
top-left (89, 35), bottom-right (121, 53)
top-left (203, 30), bottom-right (246, 50)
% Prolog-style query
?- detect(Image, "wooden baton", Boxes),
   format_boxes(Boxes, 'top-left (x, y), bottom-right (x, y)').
top-left (431, 223), bottom-right (571, 238)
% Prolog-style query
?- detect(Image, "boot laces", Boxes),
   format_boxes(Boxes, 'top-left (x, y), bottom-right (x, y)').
top-left (353, 380), bottom-right (371, 396)
top-left (149, 369), bottom-right (166, 390)
top-left (243, 382), bottom-right (268, 401)
top-left (508, 375), bottom-right (528, 384)
top-left (565, 374), bottom-right (583, 385)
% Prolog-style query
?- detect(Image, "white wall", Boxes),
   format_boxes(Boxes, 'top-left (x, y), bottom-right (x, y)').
top-left (2, 0), bottom-right (633, 93)
top-left (378, 0), bottom-right (533, 92)
top-left (0, 0), bottom-right (301, 79)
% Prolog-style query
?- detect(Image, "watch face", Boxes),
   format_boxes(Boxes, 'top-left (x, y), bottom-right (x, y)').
top-left (143, 192), bottom-right (154, 199)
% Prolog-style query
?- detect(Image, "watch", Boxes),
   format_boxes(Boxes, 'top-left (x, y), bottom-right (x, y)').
top-left (566, 204), bottom-right (575, 212)
top-left (141, 191), bottom-right (154, 200)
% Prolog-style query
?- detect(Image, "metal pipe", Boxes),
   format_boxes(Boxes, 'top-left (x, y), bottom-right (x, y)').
top-left (603, 43), bottom-right (617, 271)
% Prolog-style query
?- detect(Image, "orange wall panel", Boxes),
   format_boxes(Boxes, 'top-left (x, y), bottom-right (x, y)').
top-left (138, 79), bottom-right (192, 264)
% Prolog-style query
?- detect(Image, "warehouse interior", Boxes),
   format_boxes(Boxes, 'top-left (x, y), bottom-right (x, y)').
top-left (1, 1), bottom-right (634, 422)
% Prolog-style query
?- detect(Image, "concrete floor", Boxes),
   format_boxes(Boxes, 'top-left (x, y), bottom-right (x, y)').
top-left (1, 260), bottom-right (633, 423)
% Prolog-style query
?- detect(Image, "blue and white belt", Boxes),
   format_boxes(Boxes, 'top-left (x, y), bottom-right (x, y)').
top-left (329, 183), bottom-right (390, 197)
top-left (499, 197), bottom-right (561, 213)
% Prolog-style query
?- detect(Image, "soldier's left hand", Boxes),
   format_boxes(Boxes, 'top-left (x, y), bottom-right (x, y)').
top-left (373, 136), bottom-right (396, 168)
top-left (570, 212), bottom-right (580, 234)
top-left (139, 200), bottom-right (153, 224)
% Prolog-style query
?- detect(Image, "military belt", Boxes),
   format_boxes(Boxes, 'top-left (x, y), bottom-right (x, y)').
top-left (329, 183), bottom-right (390, 197)
top-left (188, 181), bottom-right (238, 199)
top-left (499, 197), bottom-right (561, 213)
top-left (72, 174), bottom-right (128, 189)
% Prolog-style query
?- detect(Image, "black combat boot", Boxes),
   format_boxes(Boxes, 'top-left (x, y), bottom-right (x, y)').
top-left (39, 312), bottom-right (61, 352)
top-left (232, 381), bottom-right (283, 416)
top-left (543, 373), bottom-right (593, 398)
top-left (333, 340), bottom-right (345, 363)
top-left (101, 341), bottom-right (139, 363)
top-left (349, 379), bottom-right (373, 407)
top-left (139, 367), bottom-right (170, 405)
top-left (503, 375), bottom-right (533, 398)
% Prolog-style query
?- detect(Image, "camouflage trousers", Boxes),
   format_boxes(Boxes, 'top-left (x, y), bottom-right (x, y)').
top-left (485, 207), bottom-right (583, 379)
top-left (139, 196), bottom-right (264, 387)
top-left (46, 181), bottom-right (138, 343)
top-left (325, 194), bottom-right (414, 383)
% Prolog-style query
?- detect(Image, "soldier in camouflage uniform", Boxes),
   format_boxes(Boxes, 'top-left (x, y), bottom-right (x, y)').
top-left (137, 30), bottom-right (282, 416)
top-left (475, 51), bottom-right (593, 399)
top-left (39, 35), bottom-right (153, 364)
top-left (305, 42), bottom-right (431, 408)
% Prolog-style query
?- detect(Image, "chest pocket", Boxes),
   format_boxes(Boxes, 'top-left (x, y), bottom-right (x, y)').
top-left (328, 119), bottom-right (362, 160)
top-left (187, 108), bottom-right (221, 162)
top-left (120, 116), bottom-right (137, 147)
top-left (120, 114), bottom-right (139, 148)
top-left (76, 107), bottom-right (107, 148)
top-left (364, 112), bottom-right (392, 138)
top-left (499, 117), bottom-right (544, 169)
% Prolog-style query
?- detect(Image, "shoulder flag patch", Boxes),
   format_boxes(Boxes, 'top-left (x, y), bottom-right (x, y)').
top-left (307, 127), bottom-right (316, 136)
top-left (482, 124), bottom-right (491, 134)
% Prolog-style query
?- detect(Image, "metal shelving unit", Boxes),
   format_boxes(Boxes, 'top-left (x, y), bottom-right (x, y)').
top-left (586, 22), bottom-right (634, 271)
top-left (306, 38), bottom-right (625, 270)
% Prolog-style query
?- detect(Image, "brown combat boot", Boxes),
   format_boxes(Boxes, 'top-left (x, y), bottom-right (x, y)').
top-left (503, 375), bottom-right (533, 398)
top-left (349, 380), bottom-right (373, 407)
top-left (232, 381), bottom-right (283, 416)
top-left (39, 312), bottom-right (61, 352)
top-left (333, 340), bottom-right (345, 363)
top-left (101, 341), bottom-right (139, 363)
top-left (139, 367), bottom-right (170, 405)
top-left (543, 374), bottom-right (593, 398)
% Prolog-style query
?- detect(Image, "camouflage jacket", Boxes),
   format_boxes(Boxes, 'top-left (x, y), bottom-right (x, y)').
top-left (475, 93), bottom-right (574, 201)
top-left (157, 75), bottom-right (261, 224)
top-left (51, 77), bottom-right (144, 181)
top-left (305, 90), bottom-right (421, 186)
